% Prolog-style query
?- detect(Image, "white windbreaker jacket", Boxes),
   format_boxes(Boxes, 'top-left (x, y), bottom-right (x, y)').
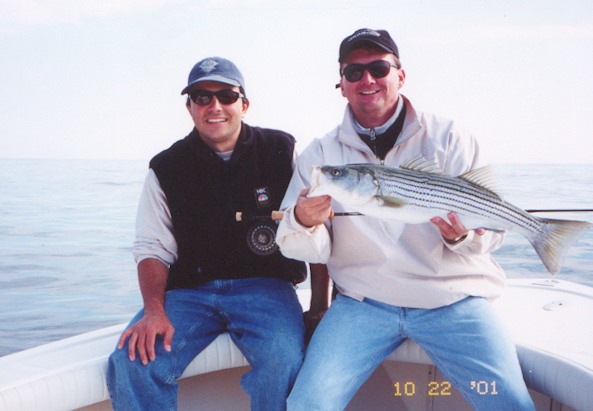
top-left (276, 96), bottom-right (507, 309)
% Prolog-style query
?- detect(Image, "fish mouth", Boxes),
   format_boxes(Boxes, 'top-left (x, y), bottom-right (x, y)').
top-left (307, 166), bottom-right (327, 197)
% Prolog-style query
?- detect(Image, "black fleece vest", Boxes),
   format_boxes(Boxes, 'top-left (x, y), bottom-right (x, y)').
top-left (150, 124), bottom-right (306, 290)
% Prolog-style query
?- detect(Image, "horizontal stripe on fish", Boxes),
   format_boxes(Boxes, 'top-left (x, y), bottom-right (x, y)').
top-left (376, 168), bottom-right (541, 233)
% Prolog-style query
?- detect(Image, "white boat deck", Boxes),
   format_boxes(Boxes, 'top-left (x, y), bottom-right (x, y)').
top-left (493, 278), bottom-right (593, 410)
top-left (1, 278), bottom-right (592, 411)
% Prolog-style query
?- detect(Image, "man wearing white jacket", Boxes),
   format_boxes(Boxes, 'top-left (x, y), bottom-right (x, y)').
top-left (277, 28), bottom-right (534, 411)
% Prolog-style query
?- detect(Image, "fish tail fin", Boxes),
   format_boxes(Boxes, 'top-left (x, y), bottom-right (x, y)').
top-left (528, 218), bottom-right (592, 275)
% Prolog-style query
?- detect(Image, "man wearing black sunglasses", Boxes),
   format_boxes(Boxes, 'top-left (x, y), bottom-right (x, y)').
top-left (277, 29), bottom-right (534, 410)
top-left (107, 56), bottom-right (307, 410)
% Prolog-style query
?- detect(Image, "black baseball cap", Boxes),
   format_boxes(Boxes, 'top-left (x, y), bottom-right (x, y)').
top-left (339, 28), bottom-right (399, 62)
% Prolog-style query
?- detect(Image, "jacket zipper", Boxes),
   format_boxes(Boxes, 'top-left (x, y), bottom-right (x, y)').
top-left (369, 128), bottom-right (387, 165)
top-left (369, 128), bottom-right (384, 164)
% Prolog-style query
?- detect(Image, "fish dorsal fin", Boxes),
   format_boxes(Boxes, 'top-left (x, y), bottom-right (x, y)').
top-left (459, 166), bottom-right (504, 199)
top-left (401, 156), bottom-right (504, 199)
top-left (400, 156), bottom-right (442, 174)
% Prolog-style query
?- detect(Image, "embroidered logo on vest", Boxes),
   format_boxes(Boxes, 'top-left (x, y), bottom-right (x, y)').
top-left (254, 187), bottom-right (271, 209)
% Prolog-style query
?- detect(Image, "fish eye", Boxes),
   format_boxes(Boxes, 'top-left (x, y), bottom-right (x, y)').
top-left (331, 169), bottom-right (341, 176)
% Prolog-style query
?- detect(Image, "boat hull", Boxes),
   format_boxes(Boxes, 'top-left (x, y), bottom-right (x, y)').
top-left (1, 278), bottom-right (591, 411)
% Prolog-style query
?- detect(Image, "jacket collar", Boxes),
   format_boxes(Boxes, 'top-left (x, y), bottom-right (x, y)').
top-left (189, 122), bottom-right (250, 164)
top-left (338, 94), bottom-right (422, 153)
top-left (352, 97), bottom-right (404, 136)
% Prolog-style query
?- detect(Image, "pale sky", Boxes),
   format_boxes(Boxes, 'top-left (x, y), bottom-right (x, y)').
top-left (1, 0), bottom-right (592, 163)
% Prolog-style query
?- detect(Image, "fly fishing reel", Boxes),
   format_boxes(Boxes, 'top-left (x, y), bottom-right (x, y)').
top-left (236, 211), bottom-right (280, 256)
top-left (246, 220), bottom-right (279, 256)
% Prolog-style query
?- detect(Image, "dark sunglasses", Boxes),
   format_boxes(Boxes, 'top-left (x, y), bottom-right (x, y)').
top-left (341, 60), bottom-right (398, 83)
top-left (189, 89), bottom-right (244, 106)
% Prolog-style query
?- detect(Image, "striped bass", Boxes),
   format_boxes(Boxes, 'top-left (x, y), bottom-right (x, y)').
top-left (307, 157), bottom-right (592, 275)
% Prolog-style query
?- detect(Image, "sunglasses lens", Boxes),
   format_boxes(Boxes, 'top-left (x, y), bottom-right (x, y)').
top-left (191, 90), bottom-right (241, 105)
top-left (216, 90), bottom-right (241, 104)
top-left (191, 91), bottom-right (213, 105)
top-left (368, 61), bottom-right (391, 78)
top-left (343, 64), bottom-right (364, 82)
top-left (343, 60), bottom-right (393, 82)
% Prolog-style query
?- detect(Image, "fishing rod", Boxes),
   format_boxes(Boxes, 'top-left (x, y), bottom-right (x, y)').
top-left (525, 209), bottom-right (593, 213)
top-left (236, 209), bottom-right (593, 222)
top-left (235, 211), bottom-right (361, 222)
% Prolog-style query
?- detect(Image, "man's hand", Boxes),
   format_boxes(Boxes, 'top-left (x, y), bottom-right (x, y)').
top-left (117, 310), bottom-right (175, 365)
top-left (295, 188), bottom-right (333, 227)
top-left (431, 212), bottom-right (485, 244)
top-left (119, 258), bottom-right (172, 365)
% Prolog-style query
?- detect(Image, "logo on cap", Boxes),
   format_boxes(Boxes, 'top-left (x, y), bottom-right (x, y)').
top-left (347, 29), bottom-right (381, 42)
top-left (199, 58), bottom-right (219, 73)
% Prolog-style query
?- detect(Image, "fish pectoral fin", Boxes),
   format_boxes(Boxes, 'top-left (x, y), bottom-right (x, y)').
top-left (376, 196), bottom-right (407, 208)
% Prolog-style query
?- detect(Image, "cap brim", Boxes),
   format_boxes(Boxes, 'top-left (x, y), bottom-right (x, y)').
top-left (181, 75), bottom-right (242, 95)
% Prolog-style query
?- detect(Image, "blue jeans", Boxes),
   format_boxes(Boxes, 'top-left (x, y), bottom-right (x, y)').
top-left (287, 294), bottom-right (534, 411)
top-left (107, 278), bottom-right (305, 411)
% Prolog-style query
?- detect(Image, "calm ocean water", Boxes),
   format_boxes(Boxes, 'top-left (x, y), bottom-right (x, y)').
top-left (1, 159), bottom-right (592, 357)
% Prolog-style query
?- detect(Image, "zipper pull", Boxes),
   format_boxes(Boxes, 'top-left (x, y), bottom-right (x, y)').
top-left (370, 128), bottom-right (376, 141)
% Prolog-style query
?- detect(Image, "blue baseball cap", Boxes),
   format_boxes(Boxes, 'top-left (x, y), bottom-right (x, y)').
top-left (181, 57), bottom-right (246, 96)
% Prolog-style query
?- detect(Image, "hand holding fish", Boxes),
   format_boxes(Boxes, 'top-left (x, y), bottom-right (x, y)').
top-left (295, 188), bottom-right (333, 227)
top-left (431, 211), bottom-right (486, 244)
